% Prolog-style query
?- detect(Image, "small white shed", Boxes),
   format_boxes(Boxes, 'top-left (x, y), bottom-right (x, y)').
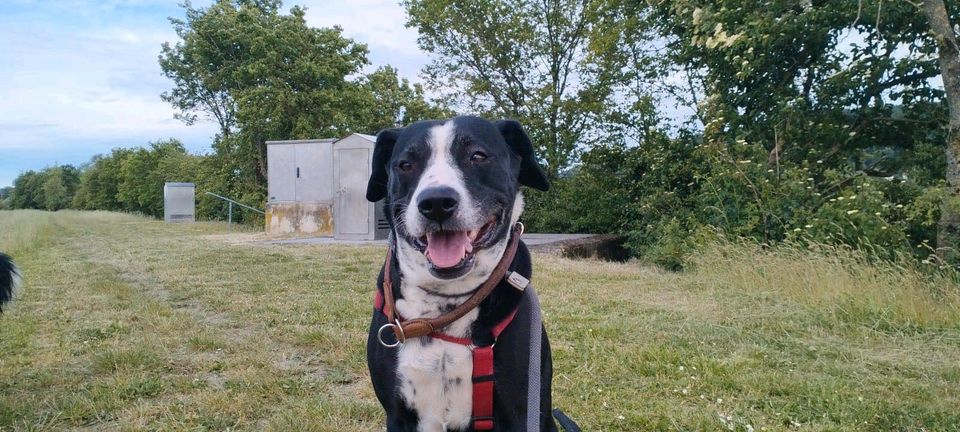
top-left (163, 182), bottom-right (195, 222)
top-left (265, 134), bottom-right (389, 240)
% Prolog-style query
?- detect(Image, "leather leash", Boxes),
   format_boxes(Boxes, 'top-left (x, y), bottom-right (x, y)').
top-left (377, 223), bottom-right (524, 346)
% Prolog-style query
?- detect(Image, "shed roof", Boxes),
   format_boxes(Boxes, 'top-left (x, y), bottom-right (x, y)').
top-left (337, 132), bottom-right (376, 142)
top-left (265, 138), bottom-right (336, 145)
top-left (265, 133), bottom-right (376, 146)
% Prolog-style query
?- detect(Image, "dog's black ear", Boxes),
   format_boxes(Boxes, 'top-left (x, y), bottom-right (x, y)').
top-left (366, 128), bottom-right (403, 202)
top-left (496, 120), bottom-right (550, 191)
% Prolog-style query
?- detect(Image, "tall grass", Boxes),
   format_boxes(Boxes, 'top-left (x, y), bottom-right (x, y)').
top-left (692, 240), bottom-right (960, 331)
top-left (0, 210), bottom-right (56, 255)
top-left (0, 210), bottom-right (141, 256)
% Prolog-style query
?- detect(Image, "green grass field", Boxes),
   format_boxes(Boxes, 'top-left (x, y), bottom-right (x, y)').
top-left (1, 210), bottom-right (959, 431)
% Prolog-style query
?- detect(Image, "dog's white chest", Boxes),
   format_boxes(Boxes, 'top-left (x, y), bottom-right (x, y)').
top-left (389, 222), bottom-right (509, 431)
top-left (397, 337), bottom-right (474, 432)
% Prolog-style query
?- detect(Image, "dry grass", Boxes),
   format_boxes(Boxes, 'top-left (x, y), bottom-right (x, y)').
top-left (692, 242), bottom-right (960, 331)
top-left (0, 210), bottom-right (55, 255)
top-left (1, 210), bottom-right (959, 431)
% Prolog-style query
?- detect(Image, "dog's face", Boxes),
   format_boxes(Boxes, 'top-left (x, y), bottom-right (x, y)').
top-left (366, 116), bottom-right (549, 283)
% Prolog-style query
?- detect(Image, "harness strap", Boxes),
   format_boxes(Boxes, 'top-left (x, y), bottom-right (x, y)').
top-left (469, 305), bottom-right (519, 430)
top-left (471, 345), bottom-right (495, 430)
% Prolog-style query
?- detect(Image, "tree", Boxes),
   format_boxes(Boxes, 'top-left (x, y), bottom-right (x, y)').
top-left (225, 9), bottom-right (369, 186)
top-left (8, 171), bottom-right (45, 209)
top-left (645, 0), bottom-right (946, 158)
top-left (921, 0), bottom-right (960, 265)
top-left (159, 0), bottom-right (254, 137)
top-left (72, 144), bottom-right (227, 221)
top-left (160, 0), bottom-right (370, 149)
top-left (117, 139), bottom-right (195, 217)
top-left (403, 0), bottom-right (619, 178)
top-left (162, 1), bottom-right (446, 204)
top-left (0, 186), bottom-right (13, 209)
top-left (356, 66), bottom-right (455, 131)
top-left (622, 0), bottom-right (951, 251)
top-left (41, 166), bottom-right (80, 211)
top-left (73, 149), bottom-right (134, 211)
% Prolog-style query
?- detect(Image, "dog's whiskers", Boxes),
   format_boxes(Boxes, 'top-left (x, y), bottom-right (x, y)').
top-left (391, 203), bottom-right (412, 237)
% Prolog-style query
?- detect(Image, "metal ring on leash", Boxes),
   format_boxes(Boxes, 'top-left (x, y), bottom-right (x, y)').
top-left (377, 319), bottom-right (405, 348)
top-left (516, 222), bottom-right (525, 236)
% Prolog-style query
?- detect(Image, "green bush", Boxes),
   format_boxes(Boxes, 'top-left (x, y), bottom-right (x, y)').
top-left (525, 132), bottom-right (945, 270)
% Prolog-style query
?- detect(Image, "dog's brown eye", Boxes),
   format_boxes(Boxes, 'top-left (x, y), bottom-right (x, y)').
top-left (470, 151), bottom-right (488, 162)
top-left (397, 161), bottom-right (413, 172)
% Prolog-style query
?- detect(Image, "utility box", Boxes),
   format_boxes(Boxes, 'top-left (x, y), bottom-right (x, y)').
top-left (266, 138), bottom-right (336, 236)
top-left (265, 134), bottom-right (389, 240)
top-left (163, 182), bottom-right (195, 222)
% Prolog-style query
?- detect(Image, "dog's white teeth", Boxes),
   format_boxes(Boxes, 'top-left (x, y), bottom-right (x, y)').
top-left (468, 230), bottom-right (478, 241)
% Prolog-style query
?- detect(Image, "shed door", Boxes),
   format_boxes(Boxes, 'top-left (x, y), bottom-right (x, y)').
top-left (294, 143), bottom-right (327, 202)
top-left (336, 148), bottom-right (371, 236)
top-left (268, 145), bottom-right (296, 202)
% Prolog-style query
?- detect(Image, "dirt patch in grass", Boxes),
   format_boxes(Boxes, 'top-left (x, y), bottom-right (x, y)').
top-left (200, 231), bottom-right (271, 245)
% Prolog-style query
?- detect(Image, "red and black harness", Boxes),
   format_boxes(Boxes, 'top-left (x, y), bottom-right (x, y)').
top-left (373, 224), bottom-right (528, 431)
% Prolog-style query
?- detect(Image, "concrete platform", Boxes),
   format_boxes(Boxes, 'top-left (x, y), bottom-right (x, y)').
top-left (262, 236), bottom-right (383, 246)
top-left (519, 233), bottom-right (595, 246)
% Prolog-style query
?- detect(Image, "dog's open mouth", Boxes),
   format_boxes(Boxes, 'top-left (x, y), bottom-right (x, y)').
top-left (418, 218), bottom-right (498, 270)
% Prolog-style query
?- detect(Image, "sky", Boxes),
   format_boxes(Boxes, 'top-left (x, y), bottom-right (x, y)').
top-left (0, 0), bottom-right (430, 188)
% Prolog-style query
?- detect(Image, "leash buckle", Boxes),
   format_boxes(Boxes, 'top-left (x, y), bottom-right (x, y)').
top-left (377, 318), bottom-right (406, 348)
top-left (505, 271), bottom-right (529, 291)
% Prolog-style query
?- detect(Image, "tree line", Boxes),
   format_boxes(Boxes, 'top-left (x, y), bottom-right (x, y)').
top-left (3, 140), bottom-right (200, 218)
top-left (3, 0), bottom-right (958, 268)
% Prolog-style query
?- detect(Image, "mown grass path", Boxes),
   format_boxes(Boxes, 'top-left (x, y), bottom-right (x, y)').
top-left (1, 211), bottom-right (959, 431)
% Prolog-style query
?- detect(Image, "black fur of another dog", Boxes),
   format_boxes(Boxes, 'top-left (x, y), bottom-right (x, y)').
top-left (0, 253), bottom-right (21, 313)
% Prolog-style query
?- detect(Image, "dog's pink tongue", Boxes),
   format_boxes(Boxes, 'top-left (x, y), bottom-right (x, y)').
top-left (426, 231), bottom-right (471, 268)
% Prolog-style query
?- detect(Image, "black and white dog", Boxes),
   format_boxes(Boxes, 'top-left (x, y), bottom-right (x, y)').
top-left (0, 253), bottom-right (21, 313)
top-left (365, 116), bottom-right (558, 431)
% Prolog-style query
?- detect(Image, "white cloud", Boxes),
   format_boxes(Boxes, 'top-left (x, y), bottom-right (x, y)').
top-left (0, 7), bottom-right (190, 142)
top-left (295, 0), bottom-right (429, 80)
top-left (298, 0), bottom-right (420, 53)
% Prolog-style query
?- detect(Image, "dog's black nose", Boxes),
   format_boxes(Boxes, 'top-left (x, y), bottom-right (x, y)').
top-left (417, 187), bottom-right (460, 222)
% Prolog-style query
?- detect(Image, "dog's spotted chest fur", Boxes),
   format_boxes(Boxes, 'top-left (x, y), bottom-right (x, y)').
top-left (394, 305), bottom-right (476, 431)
